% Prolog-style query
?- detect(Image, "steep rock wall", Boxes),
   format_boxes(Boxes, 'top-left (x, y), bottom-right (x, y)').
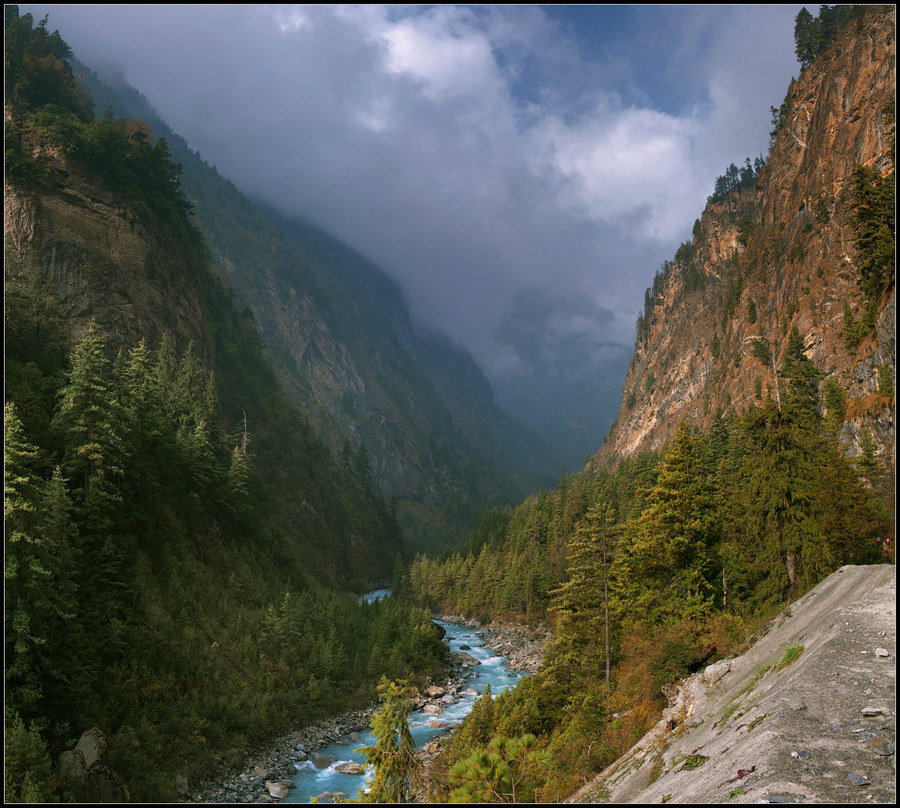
top-left (598, 6), bottom-right (895, 466)
top-left (5, 162), bottom-right (208, 358)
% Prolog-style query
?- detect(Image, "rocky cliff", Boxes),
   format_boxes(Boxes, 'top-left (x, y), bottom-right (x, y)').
top-left (5, 157), bottom-right (209, 358)
top-left (568, 564), bottom-right (895, 804)
top-left (597, 5), bottom-right (895, 467)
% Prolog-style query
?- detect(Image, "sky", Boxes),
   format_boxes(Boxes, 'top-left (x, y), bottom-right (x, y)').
top-left (24, 4), bottom-right (803, 409)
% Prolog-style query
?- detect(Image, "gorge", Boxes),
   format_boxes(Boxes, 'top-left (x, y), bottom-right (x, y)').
top-left (4, 4), bottom-right (895, 805)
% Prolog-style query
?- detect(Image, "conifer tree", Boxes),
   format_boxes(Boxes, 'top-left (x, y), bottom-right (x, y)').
top-left (5, 408), bottom-right (77, 712)
top-left (357, 677), bottom-right (422, 803)
top-left (613, 421), bottom-right (717, 627)
top-left (545, 500), bottom-right (617, 697)
top-left (735, 400), bottom-right (832, 602)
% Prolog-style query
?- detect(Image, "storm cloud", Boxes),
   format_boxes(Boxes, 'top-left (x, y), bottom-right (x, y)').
top-left (25, 4), bottom-right (802, 421)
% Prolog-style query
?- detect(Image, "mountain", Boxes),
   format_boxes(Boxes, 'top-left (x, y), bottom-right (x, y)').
top-left (5, 10), bottom-right (451, 800)
top-left (404, 8), bottom-right (894, 803)
top-left (596, 4), bottom-right (895, 468)
top-left (71, 62), bottom-right (557, 553)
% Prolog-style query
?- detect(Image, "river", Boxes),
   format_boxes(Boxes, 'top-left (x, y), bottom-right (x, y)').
top-left (280, 593), bottom-right (526, 803)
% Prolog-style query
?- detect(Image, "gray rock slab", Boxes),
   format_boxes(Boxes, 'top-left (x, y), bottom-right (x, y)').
top-left (567, 565), bottom-right (896, 805)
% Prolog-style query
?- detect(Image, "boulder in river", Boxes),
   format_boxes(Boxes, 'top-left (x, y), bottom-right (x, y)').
top-left (334, 762), bottom-right (365, 775)
top-left (310, 752), bottom-right (332, 769)
top-left (423, 703), bottom-right (444, 715)
top-left (425, 685), bottom-right (445, 698)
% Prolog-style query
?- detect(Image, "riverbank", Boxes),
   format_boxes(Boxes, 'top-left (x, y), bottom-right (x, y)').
top-left (438, 615), bottom-right (551, 676)
top-left (188, 617), bottom-right (550, 803)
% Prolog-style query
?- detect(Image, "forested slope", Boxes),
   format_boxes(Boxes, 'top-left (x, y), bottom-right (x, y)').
top-left (66, 58), bottom-right (557, 554)
top-left (4, 9), bottom-right (447, 800)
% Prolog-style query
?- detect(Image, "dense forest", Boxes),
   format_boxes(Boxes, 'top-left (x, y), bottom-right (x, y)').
top-left (4, 9), bottom-right (448, 801)
top-left (407, 334), bottom-right (893, 803)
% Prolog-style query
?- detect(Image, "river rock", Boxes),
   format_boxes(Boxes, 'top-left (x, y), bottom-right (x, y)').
top-left (334, 762), bottom-right (365, 775)
top-left (425, 685), bottom-right (445, 698)
top-left (423, 703), bottom-right (444, 715)
top-left (310, 752), bottom-right (332, 769)
top-left (265, 780), bottom-right (293, 798)
top-left (452, 652), bottom-right (481, 666)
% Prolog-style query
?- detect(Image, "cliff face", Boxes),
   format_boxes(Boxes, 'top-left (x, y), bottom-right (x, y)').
top-left (5, 159), bottom-right (208, 357)
top-left (598, 6), bottom-right (895, 466)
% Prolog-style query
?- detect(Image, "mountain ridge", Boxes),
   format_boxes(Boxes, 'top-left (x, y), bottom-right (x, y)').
top-left (596, 4), bottom-right (895, 470)
top-left (70, 62), bottom-right (558, 552)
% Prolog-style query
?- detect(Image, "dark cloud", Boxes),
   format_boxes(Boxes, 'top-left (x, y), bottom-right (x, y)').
top-left (27, 4), bottom-right (802, 408)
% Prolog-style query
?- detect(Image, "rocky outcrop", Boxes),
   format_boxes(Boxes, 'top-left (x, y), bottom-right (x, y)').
top-left (568, 565), bottom-right (895, 804)
top-left (58, 727), bottom-right (130, 803)
top-left (598, 6), bottom-right (895, 467)
top-left (5, 163), bottom-right (209, 358)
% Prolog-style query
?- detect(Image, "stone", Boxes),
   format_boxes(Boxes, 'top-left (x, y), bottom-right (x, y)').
top-left (423, 703), bottom-right (444, 715)
top-left (176, 773), bottom-right (191, 796)
top-left (57, 728), bottom-right (130, 804)
top-left (425, 685), bottom-right (446, 698)
top-left (848, 773), bottom-right (870, 786)
top-left (874, 648), bottom-right (890, 657)
top-left (311, 752), bottom-right (332, 769)
top-left (334, 762), bottom-right (365, 775)
top-left (265, 781), bottom-right (290, 799)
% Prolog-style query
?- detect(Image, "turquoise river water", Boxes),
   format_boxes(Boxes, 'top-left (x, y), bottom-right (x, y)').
top-left (281, 590), bottom-right (524, 802)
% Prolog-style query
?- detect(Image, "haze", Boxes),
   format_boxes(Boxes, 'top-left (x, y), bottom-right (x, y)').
top-left (24, 3), bottom-right (803, 447)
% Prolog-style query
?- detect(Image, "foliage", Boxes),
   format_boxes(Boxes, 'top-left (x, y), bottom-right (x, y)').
top-left (4, 707), bottom-right (57, 803)
top-left (412, 354), bottom-right (884, 799)
top-left (706, 157), bottom-right (763, 207)
top-left (794, 5), bottom-right (865, 71)
top-left (4, 322), bottom-right (447, 799)
top-left (614, 422), bottom-right (718, 629)
top-left (356, 678), bottom-right (423, 803)
top-left (448, 733), bottom-right (548, 803)
top-left (849, 163), bottom-right (895, 303)
top-left (3, 13), bottom-right (445, 796)
top-left (770, 79), bottom-right (795, 144)
top-left (773, 644), bottom-right (804, 670)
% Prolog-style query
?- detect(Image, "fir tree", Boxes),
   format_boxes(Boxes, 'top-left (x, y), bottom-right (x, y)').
top-left (613, 421), bottom-right (717, 627)
top-left (545, 500), bottom-right (617, 697)
top-left (357, 677), bottom-right (422, 803)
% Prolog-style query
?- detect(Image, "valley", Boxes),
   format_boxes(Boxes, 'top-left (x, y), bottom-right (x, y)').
top-left (4, 4), bottom-right (895, 805)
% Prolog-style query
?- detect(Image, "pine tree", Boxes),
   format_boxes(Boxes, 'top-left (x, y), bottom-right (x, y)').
top-left (735, 400), bottom-right (832, 602)
top-left (613, 421), bottom-right (717, 627)
top-left (5, 407), bottom-right (77, 712)
top-left (545, 500), bottom-right (617, 697)
top-left (357, 677), bottom-right (422, 803)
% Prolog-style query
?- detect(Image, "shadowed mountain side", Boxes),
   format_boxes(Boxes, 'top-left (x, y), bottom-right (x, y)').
top-left (75, 61), bottom-right (558, 552)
